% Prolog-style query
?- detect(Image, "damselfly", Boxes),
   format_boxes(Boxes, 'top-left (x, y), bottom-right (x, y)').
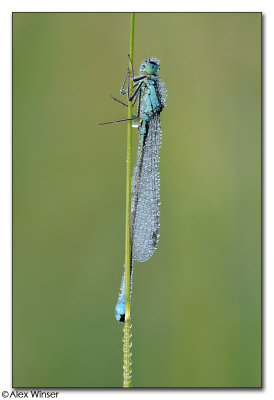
top-left (99, 57), bottom-right (167, 322)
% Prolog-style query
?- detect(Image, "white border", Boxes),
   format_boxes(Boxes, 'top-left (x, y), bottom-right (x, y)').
top-left (1, 1), bottom-right (272, 399)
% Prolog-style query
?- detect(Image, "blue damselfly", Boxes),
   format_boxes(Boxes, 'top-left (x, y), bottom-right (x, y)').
top-left (99, 57), bottom-right (167, 322)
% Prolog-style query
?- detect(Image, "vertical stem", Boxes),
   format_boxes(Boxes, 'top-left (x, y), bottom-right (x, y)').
top-left (123, 12), bottom-right (135, 388)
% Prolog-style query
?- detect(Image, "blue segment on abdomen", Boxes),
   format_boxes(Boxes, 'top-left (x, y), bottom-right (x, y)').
top-left (115, 282), bottom-right (125, 321)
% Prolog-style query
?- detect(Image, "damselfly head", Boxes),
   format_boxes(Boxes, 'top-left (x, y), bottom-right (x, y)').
top-left (140, 58), bottom-right (160, 75)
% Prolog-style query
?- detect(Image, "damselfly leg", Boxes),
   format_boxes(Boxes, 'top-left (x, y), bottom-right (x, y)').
top-left (98, 116), bottom-right (138, 126)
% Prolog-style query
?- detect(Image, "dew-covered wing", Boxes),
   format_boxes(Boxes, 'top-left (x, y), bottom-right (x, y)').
top-left (131, 115), bottom-right (161, 262)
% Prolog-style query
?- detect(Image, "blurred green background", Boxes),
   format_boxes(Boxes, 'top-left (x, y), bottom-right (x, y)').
top-left (13, 13), bottom-right (261, 388)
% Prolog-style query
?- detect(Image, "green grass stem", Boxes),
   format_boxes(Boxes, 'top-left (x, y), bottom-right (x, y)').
top-left (123, 12), bottom-right (135, 388)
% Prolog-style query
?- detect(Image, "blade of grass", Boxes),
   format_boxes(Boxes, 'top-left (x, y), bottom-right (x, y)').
top-left (123, 12), bottom-right (135, 388)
